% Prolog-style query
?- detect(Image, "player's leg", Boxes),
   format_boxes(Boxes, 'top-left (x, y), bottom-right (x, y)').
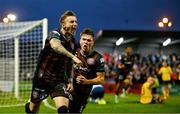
top-left (91, 85), bottom-right (106, 104)
top-left (69, 97), bottom-right (86, 113)
top-left (91, 85), bottom-right (102, 101)
top-left (125, 77), bottom-right (133, 96)
top-left (25, 76), bottom-right (48, 113)
top-left (115, 81), bottom-right (120, 103)
top-left (152, 94), bottom-right (166, 103)
top-left (25, 87), bottom-right (48, 113)
top-left (54, 96), bottom-right (69, 113)
top-left (25, 88), bottom-right (46, 114)
top-left (114, 73), bottom-right (124, 102)
top-left (162, 83), bottom-right (167, 99)
top-left (167, 81), bottom-right (171, 98)
top-left (25, 101), bottom-right (41, 113)
top-left (69, 96), bottom-right (77, 113)
top-left (163, 81), bottom-right (171, 99)
top-left (125, 86), bottom-right (131, 95)
top-left (115, 82), bottom-right (121, 95)
top-left (121, 73), bottom-right (132, 97)
top-left (51, 83), bottom-right (72, 113)
top-left (121, 78), bottom-right (130, 97)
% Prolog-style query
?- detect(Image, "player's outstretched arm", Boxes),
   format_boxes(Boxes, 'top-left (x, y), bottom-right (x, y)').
top-left (76, 72), bottom-right (105, 85)
top-left (50, 38), bottom-right (82, 65)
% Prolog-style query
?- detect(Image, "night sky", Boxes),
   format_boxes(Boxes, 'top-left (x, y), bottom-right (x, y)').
top-left (1, 0), bottom-right (180, 40)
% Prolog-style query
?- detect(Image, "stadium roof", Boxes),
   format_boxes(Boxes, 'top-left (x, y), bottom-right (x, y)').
top-left (94, 30), bottom-right (180, 48)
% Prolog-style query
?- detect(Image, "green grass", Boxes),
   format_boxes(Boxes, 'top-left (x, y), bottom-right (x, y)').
top-left (0, 81), bottom-right (31, 107)
top-left (84, 94), bottom-right (180, 113)
top-left (0, 94), bottom-right (180, 113)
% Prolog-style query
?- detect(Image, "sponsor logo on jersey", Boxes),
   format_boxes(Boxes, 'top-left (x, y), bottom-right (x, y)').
top-left (87, 58), bottom-right (95, 65)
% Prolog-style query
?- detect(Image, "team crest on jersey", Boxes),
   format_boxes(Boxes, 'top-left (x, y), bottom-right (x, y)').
top-left (87, 58), bottom-right (95, 65)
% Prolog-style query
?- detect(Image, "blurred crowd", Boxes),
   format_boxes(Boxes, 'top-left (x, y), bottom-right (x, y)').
top-left (103, 49), bottom-right (180, 85)
top-left (89, 48), bottom-right (180, 105)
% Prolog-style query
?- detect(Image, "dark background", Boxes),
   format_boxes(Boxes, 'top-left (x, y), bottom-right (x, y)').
top-left (1, 0), bottom-right (180, 40)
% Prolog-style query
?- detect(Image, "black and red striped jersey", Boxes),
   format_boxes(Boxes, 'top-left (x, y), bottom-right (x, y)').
top-left (120, 54), bottom-right (134, 74)
top-left (35, 28), bottom-right (77, 82)
top-left (73, 48), bottom-right (105, 101)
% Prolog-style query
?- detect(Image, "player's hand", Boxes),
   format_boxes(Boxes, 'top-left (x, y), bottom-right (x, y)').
top-left (67, 83), bottom-right (74, 92)
top-left (76, 75), bottom-right (87, 84)
top-left (118, 64), bottom-right (125, 69)
top-left (72, 56), bottom-right (82, 66)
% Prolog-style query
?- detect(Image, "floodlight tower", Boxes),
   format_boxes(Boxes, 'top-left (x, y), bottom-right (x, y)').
top-left (158, 17), bottom-right (172, 47)
top-left (3, 13), bottom-right (17, 23)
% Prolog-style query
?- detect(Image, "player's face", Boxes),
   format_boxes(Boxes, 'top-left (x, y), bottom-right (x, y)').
top-left (147, 77), bottom-right (155, 84)
top-left (125, 47), bottom-right (132, 56)
top-left (80, 34), bottom-right (94, 54)
top-left (62, 16), bottom-right (78, 36)
top-left (162, 61), bottom-right (167, 66)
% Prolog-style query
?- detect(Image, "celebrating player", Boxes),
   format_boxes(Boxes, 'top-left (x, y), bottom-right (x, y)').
top-left (69, 28), bottom-right (105, 113)
top-left (25, 10), bottom-right (82, 114)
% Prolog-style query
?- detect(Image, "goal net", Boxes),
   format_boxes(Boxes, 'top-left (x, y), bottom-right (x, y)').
top-left (0, 19), bottom-right (47, 107)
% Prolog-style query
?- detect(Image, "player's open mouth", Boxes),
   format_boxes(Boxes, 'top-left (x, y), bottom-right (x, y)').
top-left (72, 28), bottom-right (76, 31)
top-left (83, 45), bottom-right (87, 49)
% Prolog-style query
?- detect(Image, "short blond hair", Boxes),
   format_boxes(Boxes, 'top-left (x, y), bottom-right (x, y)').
top-left (59, 10), bottom-right (76, 24)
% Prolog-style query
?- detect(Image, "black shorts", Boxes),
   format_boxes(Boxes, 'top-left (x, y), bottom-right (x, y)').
top-left (114, 69), bottom-right (125, 83)
top-left (30, 77), bottom-right (72, 103)
top-left (115, 74), bottom-right (126, 83)
top-left (162, 80), bottom-right (171, 85)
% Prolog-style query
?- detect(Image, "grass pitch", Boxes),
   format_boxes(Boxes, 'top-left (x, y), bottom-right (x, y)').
top-left (0, 94), bottom-right (180, 113)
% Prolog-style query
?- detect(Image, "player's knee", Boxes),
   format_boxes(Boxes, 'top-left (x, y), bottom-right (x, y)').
top-left (57, 105), bottom-right (69, 113)
top-left (25, 102), bottom-right (35, 114)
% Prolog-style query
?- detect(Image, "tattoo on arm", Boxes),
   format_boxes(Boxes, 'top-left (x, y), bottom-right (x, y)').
top-left (50, 38), bottom-right (75, 59)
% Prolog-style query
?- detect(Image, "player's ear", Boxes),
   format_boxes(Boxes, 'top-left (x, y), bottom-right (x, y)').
top-left (61, 22), bottom-right (65, 28)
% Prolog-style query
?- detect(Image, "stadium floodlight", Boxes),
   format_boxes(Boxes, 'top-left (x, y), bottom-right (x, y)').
top-left (158, 17), bottom-right (172, 28)
top-left (3, 13), bottom-right (17, 23)
top-left (168, 21), bottom-right (172, 27)
top-left (7, 14), bottom-right (16, 21)
top-left (3, 17), bottom-right (9, 23)
top-left (158, 22), bottom-right (164, 28)
top-left (116, 37), bottom-right (124, 46)
top-left (162, 17), bottom-right (168, 23)
top-left (163, 38), bottom-right (171, 46)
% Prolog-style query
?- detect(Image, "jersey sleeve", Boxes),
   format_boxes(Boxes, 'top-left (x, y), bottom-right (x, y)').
top-left (158, 68), bottom-right (162, 74)
top-left (96, 54), bottom-right (105, 72)
top-left (120, 55), bottom-right (125, 64)
top-left (47, 30), bottom-right (61, 41)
